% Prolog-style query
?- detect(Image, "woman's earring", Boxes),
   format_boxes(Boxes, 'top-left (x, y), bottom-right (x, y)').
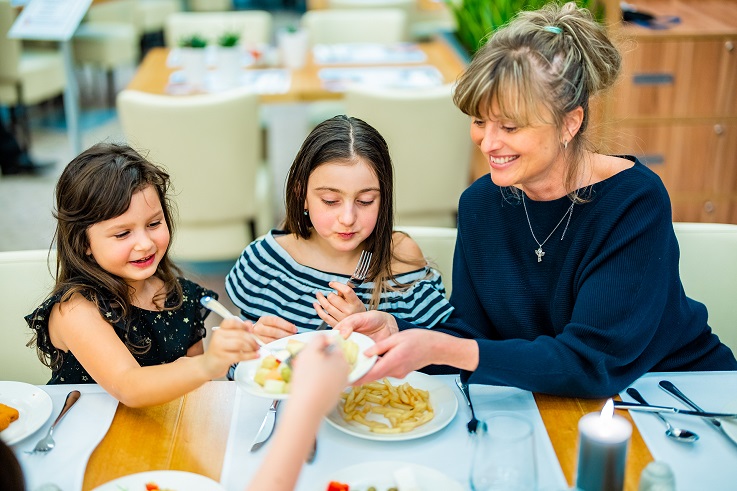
top-left (563, 140), bottom-right (568, 150)
top-left (303, 209), bottom-right (309, 216)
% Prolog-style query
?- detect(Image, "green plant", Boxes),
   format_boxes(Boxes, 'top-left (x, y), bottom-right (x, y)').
top-left (179, 34), bottom-right (207, 48)
top-left (445, 0), bottom-right (606, 55)
top-left (218, 31), bottom-right (240, 47)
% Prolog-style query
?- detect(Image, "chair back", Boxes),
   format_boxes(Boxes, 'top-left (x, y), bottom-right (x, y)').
top-left (301, 9), bottom-right (408, 45)
top-left (116, 87), bottom-right (264, 261)
top-left (396, 226), bottom-right (456, 296)
top-left (0, 0), bottom-right (21, 81)
top-left (0, 250), bottom-right (55, 384)
top-left (165, 11), bottom-right (272, 47)
top-left (345, 84), bottom-right (472, 227)
top-left (673, 222), bottom-right (737, 352)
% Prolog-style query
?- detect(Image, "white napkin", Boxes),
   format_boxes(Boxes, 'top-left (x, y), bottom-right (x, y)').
top-left (12, 385), bottom-right (118, 491)
top-left (220, 375), bottom-right (567, 491)
top-left (620, 371), bottom-right (737, 490)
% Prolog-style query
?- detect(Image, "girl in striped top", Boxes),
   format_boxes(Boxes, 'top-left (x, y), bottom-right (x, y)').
top-left (226, 115), bottom-right (453, 341)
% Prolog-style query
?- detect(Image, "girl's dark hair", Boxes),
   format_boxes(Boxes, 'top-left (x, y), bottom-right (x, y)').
top-left (283, 115), bottom-right (404, 308)
top-left (31, 143), bottom-right (182, 369)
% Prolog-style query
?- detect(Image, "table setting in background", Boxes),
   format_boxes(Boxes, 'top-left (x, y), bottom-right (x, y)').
top-left (616, 371), bottom-right (737, 490)
top-left (1, 382), bottom-right (118, 491)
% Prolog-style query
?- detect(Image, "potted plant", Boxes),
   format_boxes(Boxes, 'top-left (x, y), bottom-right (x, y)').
top-left (217, 31), bottom-right (242, 87)
top-left (178, 34), bottom-right (208, 89)
top-left (444, 0), bottom-right (606, 56)
top-left (278, 24), bottom-right (309, 70)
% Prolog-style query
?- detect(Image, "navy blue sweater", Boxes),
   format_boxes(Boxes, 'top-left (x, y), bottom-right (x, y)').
top-left (397, 158), bottom-right (736, 397)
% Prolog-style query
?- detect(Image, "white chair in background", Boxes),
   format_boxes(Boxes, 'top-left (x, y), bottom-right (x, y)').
top-left (164, 11), bottom-right (272, 47)
top-left (189, 0), bottom-right (233, 11)
top-left (0, 0), bottom-right (66, 151)
top-left (345, 83), bottom-right (473, 227)
top-left (673, 222), bottom-right (737, 353)
top-left (0, 249), bottom-right (55, 384)
top-left (116, 87), bottom-right (270, 262)
top-left (135, 0), bottom-right (182, 46)
top-left (396, 226), bottom-right (456, 296)
top-left (73, 0), bottom-right (140, 106)
top-left (301, 8), bottom-right (408, 45)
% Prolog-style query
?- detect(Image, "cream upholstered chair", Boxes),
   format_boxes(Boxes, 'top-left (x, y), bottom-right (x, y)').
top-left (301, 8), bottom-right (408, 45)
top-left (673, 222), bottom-right (737, 353)
top-left (116, 87), bottom-right (269, 262)
top-left (73, 0), bottom-right (140, 105)
top-left (189, 0), bottom-right (233, 11)
top-left (135, 0), bottom-right (181, 40)
top-left (345, 83), bottom-right (473, 227)
top-left (396, 226), bottom-right (456, 296)
top-left (164, 11), bottom-right (272, 48)
top-left (0, 0), bottom-right (66, 151)
top-left (0, 250), bottom-right (55, 384)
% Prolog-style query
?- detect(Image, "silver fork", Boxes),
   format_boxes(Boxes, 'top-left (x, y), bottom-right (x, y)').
top-left (316, 250), bottom-right (373, 331)
top-left (27, 390), bottom-right (81, 454)
top-left (455, 377), bottom-right (479, 433)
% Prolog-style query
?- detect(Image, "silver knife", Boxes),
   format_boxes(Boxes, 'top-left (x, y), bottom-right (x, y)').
top-left (659, 380), bottom-right (737, 449)
top-left (250, 399), bottom-right (279, 452)
top-left (613, 401), bottom-right (737, 419)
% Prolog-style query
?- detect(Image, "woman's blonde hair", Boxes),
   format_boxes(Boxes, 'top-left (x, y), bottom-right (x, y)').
top-left (453, 1), bottom-right (621, 197)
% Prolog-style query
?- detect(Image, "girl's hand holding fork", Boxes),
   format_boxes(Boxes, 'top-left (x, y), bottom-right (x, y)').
top-left (200, 317), bottom-right (259, 379)
top-left (314, 281), bottom-right (366, 326)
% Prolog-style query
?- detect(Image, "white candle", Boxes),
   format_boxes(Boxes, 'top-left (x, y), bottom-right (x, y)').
top-left (576, 399), bottom-right (632, 491)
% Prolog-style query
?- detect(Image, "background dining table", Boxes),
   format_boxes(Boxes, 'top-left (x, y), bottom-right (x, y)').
top-left (81, 379), bottom-right (653, 490)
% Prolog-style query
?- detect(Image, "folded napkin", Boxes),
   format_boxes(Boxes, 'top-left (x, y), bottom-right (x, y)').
top-left (12, 385), bottom-right (118, 491)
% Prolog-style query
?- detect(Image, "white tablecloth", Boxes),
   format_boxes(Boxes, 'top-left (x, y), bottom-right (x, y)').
top-left (619, 371), bottom-right (737, 490)
top-left (220, 374), bottom-right (567, 491)
top-left (11, 384), bottom-right (118, 491)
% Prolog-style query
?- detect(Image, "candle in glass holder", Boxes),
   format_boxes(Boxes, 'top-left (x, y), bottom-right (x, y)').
top-left (576, 398), bottom-right (632, 491)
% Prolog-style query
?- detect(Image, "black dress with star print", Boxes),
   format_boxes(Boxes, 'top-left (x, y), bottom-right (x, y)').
top-left (25, 278), bottom-right (215, 385)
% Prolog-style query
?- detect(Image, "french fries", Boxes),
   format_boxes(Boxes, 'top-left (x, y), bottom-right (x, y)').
top-left (340, 378), bottom-right (434, 433)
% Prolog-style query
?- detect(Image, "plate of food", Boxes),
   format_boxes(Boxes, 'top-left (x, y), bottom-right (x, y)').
top-left (0, 380), bottom-right (53, 446)
top-left (324, 461), bottom-right (464, 491)
top-left (234, 331), bottom-right (377, 400)
top-left (92, 470), bottom-right (224, 491)
top-left (325, 371), bottom-right (458, 441)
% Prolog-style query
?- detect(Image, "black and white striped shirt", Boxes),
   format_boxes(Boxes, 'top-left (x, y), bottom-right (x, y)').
top-left (225, 230), bottom-right (453, 330)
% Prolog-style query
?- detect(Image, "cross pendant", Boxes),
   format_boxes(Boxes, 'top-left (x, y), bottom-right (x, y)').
top-left (535, 247), bottom-right (545, 262)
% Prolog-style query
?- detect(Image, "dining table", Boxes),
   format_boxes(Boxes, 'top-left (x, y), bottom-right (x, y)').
top-left (122, 36), bottom-right (487, 221)
top-left (73, 378), bottom-right (654, 491)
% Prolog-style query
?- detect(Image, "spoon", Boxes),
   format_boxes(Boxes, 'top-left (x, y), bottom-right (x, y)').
top-left (626, 388), bottom-right (699, 443)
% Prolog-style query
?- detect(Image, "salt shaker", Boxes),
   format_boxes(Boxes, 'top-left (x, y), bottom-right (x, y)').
top-left (638, 461), bottom-right (676, 491)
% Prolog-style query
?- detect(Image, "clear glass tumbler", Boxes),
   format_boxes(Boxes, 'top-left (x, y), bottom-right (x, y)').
top-left (470, 413), bottom-right (538, 491)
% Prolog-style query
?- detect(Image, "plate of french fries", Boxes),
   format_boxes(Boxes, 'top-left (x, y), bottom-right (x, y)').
top-left (326, 371), bottom-right (458, 441)
top-left (233, 331), bottom-right (377, 400)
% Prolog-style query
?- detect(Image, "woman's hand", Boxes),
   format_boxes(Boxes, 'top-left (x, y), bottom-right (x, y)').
top-left (251, 315), bottom-right (297, 343)
top-left (289, 335), bottom-right (351, 416)
top-left (201, 317), bottom-right (259, 379)
top-left (314, 281), bottom-right (367, 327)
top-left (333, 310), bottom-right (398, 342)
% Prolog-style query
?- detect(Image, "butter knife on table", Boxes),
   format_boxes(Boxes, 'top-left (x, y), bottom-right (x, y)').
top-left (250, 399), bottom-right (279, 452)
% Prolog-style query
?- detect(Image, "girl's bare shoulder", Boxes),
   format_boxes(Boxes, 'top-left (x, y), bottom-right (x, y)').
top-left (391, 231), bottom-right (427, 274)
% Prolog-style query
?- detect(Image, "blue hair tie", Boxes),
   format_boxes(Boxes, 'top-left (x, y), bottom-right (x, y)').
top-left (543, 25), bottom-right (562, 34)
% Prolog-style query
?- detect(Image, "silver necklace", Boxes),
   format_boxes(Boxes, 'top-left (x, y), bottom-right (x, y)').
top-left (522, 194), bottom-right (575, 263)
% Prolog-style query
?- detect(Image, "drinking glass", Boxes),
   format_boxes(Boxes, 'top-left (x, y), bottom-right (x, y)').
top-left (470, 413), bottom-right (538, 491)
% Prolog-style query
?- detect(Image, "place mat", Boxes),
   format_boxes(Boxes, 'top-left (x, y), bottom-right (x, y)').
top-left (318, 66), bottom-right (443, 92)
top-left (167, 69), bottom-right (291, 95)
top-left (619, 371), bottom-right (737, 490)
top-left (11, 384), bottom-right (118, 491)
top-left (313, 43), bottom-right (427, 65)
top-left (220, 375), bottom-right (567, 491)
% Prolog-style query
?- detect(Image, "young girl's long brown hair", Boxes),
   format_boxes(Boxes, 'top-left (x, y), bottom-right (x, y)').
top-left (29, 143), bottom-right (182, 369)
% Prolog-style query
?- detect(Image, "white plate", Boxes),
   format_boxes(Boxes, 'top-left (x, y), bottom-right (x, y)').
top-left (0, 381), bottom-right (53, 445)
top-left (92, 470), bottom-right (224, 491)
top-left (325, 371), bottom-right (458, 441)
top-left (325, 460), bottom-right (464, 491)
top-left (234, 331), bottom-right (377, 400)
